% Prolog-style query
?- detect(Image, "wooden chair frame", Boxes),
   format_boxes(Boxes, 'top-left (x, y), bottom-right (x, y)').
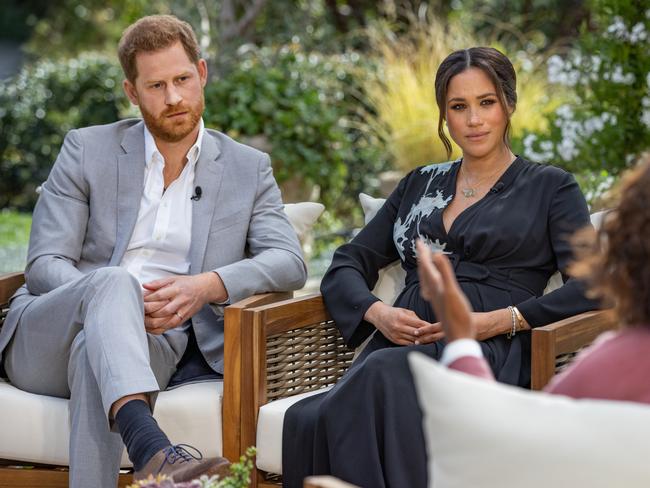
top-left (238, 293), bottom-right (619, 488)
top-left (0, 271), bottom-right (619, 488)
top-left (0, 271), bottom-right (289, 488)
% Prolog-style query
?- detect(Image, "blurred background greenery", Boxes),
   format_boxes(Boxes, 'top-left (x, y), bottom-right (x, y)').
top-left (1, 0), bottom-right (649, 274)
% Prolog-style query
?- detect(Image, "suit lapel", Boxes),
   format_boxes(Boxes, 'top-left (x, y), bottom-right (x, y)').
top-left (110, 122), bottom-right (146, 266)
top-left (190, 132), bottom-right (224, 273)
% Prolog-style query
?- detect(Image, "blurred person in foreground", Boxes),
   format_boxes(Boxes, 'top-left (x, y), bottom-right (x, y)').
top-left (417, 155), bottom-right (650, 403)
top-left (0, 14), bottom-right (306, 487)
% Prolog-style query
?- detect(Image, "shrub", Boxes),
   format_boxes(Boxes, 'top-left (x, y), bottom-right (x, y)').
top-left (0, 44), bottom-right (388, 225)
top-left (522, 0), bottom-right (650, 176)
top-left (203, 43), bottom-right (388, 222)
top-left (0, 52), bottom-right (130, 210)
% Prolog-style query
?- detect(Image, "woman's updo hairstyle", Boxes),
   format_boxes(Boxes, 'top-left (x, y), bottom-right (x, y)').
top-left (435, 47), bottom-right (517, 159)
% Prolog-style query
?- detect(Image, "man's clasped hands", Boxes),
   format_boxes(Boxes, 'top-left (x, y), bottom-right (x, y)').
top-left (142, 272), bottom-right (228, 334)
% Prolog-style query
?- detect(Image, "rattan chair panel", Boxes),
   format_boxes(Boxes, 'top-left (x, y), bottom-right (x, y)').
top-left (555, 350), bottom-right (581, 374)
top-left (265, 320), bottom-right (354, 401)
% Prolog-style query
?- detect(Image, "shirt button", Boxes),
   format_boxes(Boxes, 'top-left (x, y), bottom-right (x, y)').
top-left (154, 234), bottom-right (162, 241)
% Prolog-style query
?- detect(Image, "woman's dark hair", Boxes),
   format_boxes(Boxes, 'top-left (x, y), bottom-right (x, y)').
top-left (435, 47), bottom-right (517, 159)
top-left (571, 154), bottom-right (650, 328)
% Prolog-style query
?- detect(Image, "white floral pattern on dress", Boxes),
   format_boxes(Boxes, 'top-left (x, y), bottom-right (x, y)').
top-left (393, 161), bottom-right (457, 260)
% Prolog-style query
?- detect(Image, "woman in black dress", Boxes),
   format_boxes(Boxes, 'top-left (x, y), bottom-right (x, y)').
top-left (282, 47), bottom-right (597, 487)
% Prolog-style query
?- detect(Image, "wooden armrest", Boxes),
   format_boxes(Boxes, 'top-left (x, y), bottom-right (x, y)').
top-left (304, 476), bottom-right (360, 488)
top-left (246, 293), bottom-right (332, 335)
top-left (222, 291), bottom-right (292, 462)
top-left (0, 272), bottom-right (25, 306)
top-left (531, 309), bottom-right (618, 390)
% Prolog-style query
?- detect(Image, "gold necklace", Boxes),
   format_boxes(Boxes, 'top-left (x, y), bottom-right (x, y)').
top-left (460, 162), bottom-right (509, 198)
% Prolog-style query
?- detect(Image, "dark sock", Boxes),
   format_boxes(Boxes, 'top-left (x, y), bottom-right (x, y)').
top-left (115, 399), bottom-right (172, 471)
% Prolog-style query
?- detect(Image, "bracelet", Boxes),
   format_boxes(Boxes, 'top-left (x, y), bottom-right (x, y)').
top-left (507, 306), bottom-right (517, 339)
top-left (513, 306), bottom-right (525, 332)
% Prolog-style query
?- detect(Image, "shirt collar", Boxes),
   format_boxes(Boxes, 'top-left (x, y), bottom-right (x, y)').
top-left (144, 118), bottom-right (205, 168)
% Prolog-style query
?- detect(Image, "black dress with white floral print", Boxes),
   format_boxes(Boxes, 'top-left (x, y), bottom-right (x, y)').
top-left (282, 156), bottom-right (598, 488)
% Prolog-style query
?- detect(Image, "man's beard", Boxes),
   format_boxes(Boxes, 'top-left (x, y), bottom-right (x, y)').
top-left (140, 94), bottom-right (204, 143)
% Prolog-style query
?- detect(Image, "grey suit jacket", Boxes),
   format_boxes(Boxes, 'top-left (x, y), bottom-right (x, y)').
top-left (0, 119), bottom-right (307, 374)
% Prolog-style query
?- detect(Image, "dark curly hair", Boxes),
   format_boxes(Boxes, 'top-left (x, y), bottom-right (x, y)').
top-left (572, 154), bottom-right (650, 328)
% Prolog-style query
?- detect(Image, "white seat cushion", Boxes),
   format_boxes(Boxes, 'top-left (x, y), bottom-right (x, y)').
top-left (0, 200), bottom-right (323, 467)
top-left (0, 378), bottom-right (222, 467)
top-left (409, 352), bottom-right (650, 488)
top-left (256, 387), bottom-right (331, 474)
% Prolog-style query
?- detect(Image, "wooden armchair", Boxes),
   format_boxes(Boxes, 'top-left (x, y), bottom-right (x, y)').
top-left (237, 293), bottom-right (618, 488)
top-left (0, 271), bottom-right (289, 487)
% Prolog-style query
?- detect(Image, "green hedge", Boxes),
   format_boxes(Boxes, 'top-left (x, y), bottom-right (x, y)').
top-left (0, 53), bottom-right (129, 209)
top-left (0, 46), bottom-right (387, 222)
top-left (204, 45), bottom-right (387, 219)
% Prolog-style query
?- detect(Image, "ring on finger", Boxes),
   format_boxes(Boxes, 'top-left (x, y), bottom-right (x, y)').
top-left (175, 311), bottom-right (184, 321)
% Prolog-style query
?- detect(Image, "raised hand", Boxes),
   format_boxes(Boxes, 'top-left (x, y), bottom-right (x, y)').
top-left (416, 240), bottom-right (476, 342)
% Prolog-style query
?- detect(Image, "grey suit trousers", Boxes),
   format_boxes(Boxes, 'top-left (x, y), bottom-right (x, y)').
top-left (4, 267), bottom-right (188, 487)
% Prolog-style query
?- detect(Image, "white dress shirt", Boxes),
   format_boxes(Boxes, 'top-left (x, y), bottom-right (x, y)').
top-left (120, 120), bottom-right (205, 285)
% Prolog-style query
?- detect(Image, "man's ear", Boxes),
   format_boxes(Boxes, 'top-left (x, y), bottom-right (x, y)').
top-left (197, 59), bottom-right (208, 87)
top-left (123, 79), bottom-right (139, 106)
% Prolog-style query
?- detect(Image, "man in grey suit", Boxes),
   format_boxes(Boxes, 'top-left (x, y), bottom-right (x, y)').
top-left (0, 14), bottom-right (306, 487)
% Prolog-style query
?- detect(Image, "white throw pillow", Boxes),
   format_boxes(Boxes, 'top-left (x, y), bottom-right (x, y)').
top-left (359, 193), bottom-right (406, 305)
top-left (283, 202), bottom-right (325, 240)
top-left (408, 352), bottom-right (650, 488)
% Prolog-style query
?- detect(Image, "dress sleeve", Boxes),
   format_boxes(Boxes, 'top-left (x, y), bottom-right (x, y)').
top-left (515, 171), bottom-right (600, 326)
top-left (320, 172), bottom-right (411, 348)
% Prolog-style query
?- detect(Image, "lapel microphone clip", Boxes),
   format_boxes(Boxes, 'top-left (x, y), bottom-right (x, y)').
top-left (191, 186), bottom-right (202, 201)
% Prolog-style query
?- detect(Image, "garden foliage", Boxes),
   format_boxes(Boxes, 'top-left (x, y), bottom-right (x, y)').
top-left (361, 15), bottom-right (562, 172)
top-left (0, 53), bottom-right (129, 209)
top-left (522, 0), bottom-right (650, 188)
top-left (203, 44), bottom-right (386, 217)
top-left (0, 44), bottom-right (386, 223)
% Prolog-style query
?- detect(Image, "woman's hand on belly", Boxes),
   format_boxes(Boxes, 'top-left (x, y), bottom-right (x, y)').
top-left (364, 301), bottom-right (441, 346)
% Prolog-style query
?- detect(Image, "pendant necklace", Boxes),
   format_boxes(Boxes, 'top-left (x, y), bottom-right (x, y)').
top-left (460, 162), bottom-right (509, 198)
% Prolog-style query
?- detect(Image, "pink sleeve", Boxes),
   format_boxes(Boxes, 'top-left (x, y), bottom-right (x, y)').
top-left (448, 356), bottom-right (495, 380)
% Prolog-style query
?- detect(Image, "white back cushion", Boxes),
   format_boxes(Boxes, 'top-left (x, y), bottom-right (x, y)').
top-left (359, 193), bottom-right (406, 304)
top-left (409, 352), bottom-right (650, 488)
top-left (283, 202), bottom-right (325, 240)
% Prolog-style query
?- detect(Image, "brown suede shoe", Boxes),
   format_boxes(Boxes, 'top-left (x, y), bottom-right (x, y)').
top-left (133, 444), bottom-right (230, 482)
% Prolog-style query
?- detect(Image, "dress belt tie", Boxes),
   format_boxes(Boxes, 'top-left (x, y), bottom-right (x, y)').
top-left (448, 255), bottom-right (545, 296)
